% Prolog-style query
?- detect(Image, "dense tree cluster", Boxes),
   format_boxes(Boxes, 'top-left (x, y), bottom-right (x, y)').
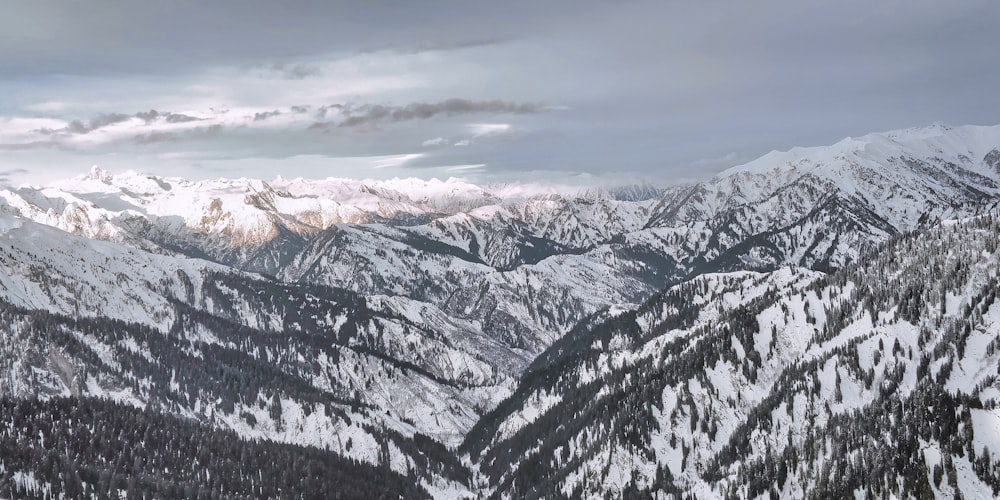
top-left (462, 214), bottom-right (1000, 499)
top-left (0, 397), bottom-right (428, 499)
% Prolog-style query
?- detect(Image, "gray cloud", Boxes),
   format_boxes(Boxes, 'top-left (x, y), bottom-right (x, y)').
top-left (239, 61), bottom-right (324, 80)
top-left (133, 132), bottom-right (179, 144)
top-left (316, 104), bottom-right (344, 119)
top-left (284, 65), bottom-right (321, 80)
top-left (253, 110), bottom-right (282, 121)
top-left (133, 124), bottom-right (224, 146)
top-left (135, 109), bottom-right (200, 124)
top-left (165, 113), bottom-right (200, 124)
top-left (65, 113), bottom-right (132, 134)
top-left (361, 38), bottom-right (503, 55)
top-left (338, 99), bottom-right (545, 128)
top-left (307, 122), bottom-right (332, 131)
top-left (2, 0), bottom-right (999, 186)
top-left (38, 110), bottom-right (203, 136)
top-left (188, 124), bottom-right (225, 139)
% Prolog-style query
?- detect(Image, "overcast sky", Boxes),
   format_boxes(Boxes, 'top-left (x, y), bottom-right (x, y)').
top-left (1, 0), bottom-right (998, 186)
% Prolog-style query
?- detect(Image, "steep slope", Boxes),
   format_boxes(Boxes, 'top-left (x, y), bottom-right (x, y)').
top-left (463, 213), bottom-right (1000, 499)
top-left (280, 222), bottom-right (652, 353)
top-left (0, 169), bottom-right (456, 275)
top-left (641, 124), bottom-right (1000, 273)
top-left (1, 123), bottom-right (1000, 497)
top-left (2, 124), bottom-right (998, 367)
top-left (0, 214), bottom-right (522, 495)
top-left (0, 397), bottom-right (429, 499)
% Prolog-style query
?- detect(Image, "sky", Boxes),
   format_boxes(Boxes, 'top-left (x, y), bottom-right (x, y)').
top-left (1, 0), bottom-right (999, 187)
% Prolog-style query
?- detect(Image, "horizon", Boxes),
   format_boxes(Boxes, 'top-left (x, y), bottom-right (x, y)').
top-left (12, 121), bottom-right (997, 191)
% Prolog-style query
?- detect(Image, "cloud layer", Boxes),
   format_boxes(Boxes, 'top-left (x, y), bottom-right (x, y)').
top-left (337, 99), bottom-right (544, 128)
top-left (1, 0), bottom-right (998, 185)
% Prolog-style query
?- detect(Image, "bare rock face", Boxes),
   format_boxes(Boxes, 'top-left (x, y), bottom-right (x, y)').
top-left (985, 147), bottom-right (1000, 173)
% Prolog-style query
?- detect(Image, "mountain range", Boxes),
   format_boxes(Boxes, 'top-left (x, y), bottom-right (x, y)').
top-left (0, 123), bottom-right (998, 498)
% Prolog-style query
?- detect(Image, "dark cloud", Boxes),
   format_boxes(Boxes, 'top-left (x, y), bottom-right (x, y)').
top-left (164, 113), bottom-right (200, 123)
top-left (255, 61), bottom-right (323, 80)
top-left (316, 104), bottom-right (344, 119)
top-left (338, 99), bottom-right (545, 128)
top-left (134, 110), bottom-right (161, 122)
top-left (253, 110), bottom-right (282, 121)
top-left (64, 113), bottom-right (132, 134)
top-left (36, 110), bottom-right (203, 137)
top-left (134, 125), bottom-right (223, 146)
top-left (134, 132), bottom-right (179, 144)
top-left (135, 109), bottom-right (201, 124)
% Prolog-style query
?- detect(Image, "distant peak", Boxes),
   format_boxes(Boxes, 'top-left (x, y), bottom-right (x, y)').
top-left (88, 165), bottom-right (113, 183)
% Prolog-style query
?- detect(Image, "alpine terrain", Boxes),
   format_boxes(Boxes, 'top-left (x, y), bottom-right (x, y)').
top-left (0, 123), bottom-right (998, 498)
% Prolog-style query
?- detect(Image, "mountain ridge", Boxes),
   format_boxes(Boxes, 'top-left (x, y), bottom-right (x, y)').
top-left (0, 122), bottom-right (998, 497)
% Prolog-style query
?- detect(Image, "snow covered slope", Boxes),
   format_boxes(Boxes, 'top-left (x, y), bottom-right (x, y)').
top-left (463, 213), bottom-right (1000, 499)
top-left (0, 214), bottom-right (510, 494)
top-left (1, 122), bottom-right (999, 497)
top-left (641, 123), bottom-right (1000, 272)
top-left (1, 125), bottom-right (997, 356)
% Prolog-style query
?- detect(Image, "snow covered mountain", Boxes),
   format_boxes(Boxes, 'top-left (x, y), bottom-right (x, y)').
top-left (5, 124), bottom-right (997, 356)
top-left (463, 213), bottom-right (1000, 499)
top-left (0, 214), bottom-right (495, 495)
top-left (0, 123), bottom-right (998, 497)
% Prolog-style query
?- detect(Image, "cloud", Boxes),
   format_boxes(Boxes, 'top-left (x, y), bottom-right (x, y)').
top-left (65, 113), bottom-right (132, 134)
top-left (134, 132), bottom-right (179, 144)
top-left (251, 61), bottom-right (323, 80)
top-left (371, 153), bottom-right (424, 169)
top-left (134, 124), bottom-right (223, 145)
top-left (307, 122), bottom-right (332, 131)
top-left (187, 124), bottom-right (224, 139)
top-left (3, 0), bottom-right (998, 187)
top-left (338, 99), bottom-right (545, 128)
top-left (134, 109), bottom-right (201, 124)
top-left (253, 110), bottom-right (282, 121)
top-left (361, 38), bottom-right (503, 55)
top-left (469, 123), bottom-right (511, 137)
top-left (421, 137), bottom-right (448, 147)
top-left (39, 110), bottom-right (203, 136)
top-left (445, 164), bottom-right (485, 172)
top-left (315, 104), bottom-right (344, 119)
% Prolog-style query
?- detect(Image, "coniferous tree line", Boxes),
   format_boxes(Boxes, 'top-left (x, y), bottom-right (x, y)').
top-left (461, 213), bottom-right (1000, 499)
top-left (0, 397), bottom-right (430, 499)
top-left (0, 271), bottom-right (475, 494)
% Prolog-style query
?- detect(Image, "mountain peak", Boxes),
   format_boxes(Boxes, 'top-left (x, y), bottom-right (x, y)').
top-left (87, 165), bottom-right (112, 183)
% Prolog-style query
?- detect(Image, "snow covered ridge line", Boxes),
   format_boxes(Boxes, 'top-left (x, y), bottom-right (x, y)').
top-left (0, 120), bottom-right (998, 354)
top-left (50, 165), bottom-right (670, 202)
top-left (5, 121), bottom-right (997, 224)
